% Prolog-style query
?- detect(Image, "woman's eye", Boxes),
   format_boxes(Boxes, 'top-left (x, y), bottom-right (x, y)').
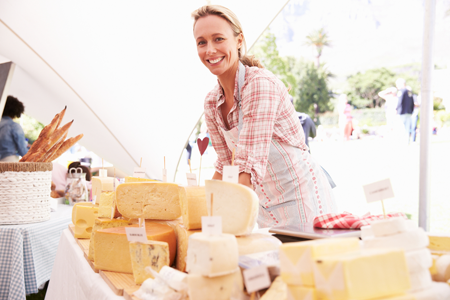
top-left (216, 37), bottom-right (224, 41)
top-left (198, 41), bottom-right (206, 46)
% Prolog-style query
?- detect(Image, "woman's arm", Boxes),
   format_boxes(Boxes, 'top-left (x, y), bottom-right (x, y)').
top-left (212, 171), bottom-right (222, 180)
top-left (12, 123), bottom-right (29, 157)
top-left (239, 172), bottom-right (253, 189)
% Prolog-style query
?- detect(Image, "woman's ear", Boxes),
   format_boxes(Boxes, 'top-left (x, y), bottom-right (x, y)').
top-left (237, 33), bottom-right (244, 49)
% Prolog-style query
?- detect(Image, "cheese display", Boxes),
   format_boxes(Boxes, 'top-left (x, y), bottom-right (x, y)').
top-left (371, 217), bottom-right (408, 237)
top-left (186, 232), bottom-right (239, 277)
top-left (125, 177), bottom-right (156, 183)
top-left (363, 228), bottom-right (429, 252)
top-left (91, 176), bottom-right (119, 203)
top-left (94, 223), bottom-right (176, 274)
top-left (313, 248), bottom-right (411, 300)
top-left (428, 233), bottom-right (450, 252)
top-left (98, 191), bottom-right (121, 218)
top-left (359, 225), bottom-right (373, 239)
top-left (205, 180), bottom-right (258, 236)
top-left (408, 269), bottom-right (432, 292)
top-left (129, 241), bottom-right (170, 284)
top-left (71, 202), bottom-right (96, 223)
top-left (72, 203), bottom-right (99, 238)
top-left (433, 254), bottom-right (450, 282)
top-left (179, 186), bottom-right (207, 230)
top-left (88, 218), bottom-right (130, 261)
top-left (236, 233), bottom-right (281, 255)
top-left (115, 182), bottom-right (181, 219)
top-left (187, 269), bottom-right (243, 300)
top-left (404, 248), bottom-right (433, 273)
top-left (280, 238), bottom-right (360, 286)
top-left (174, 223), bottom-right (201, 272)
top-left (287, 285), bottom-right (316, 300)
top-left (260, 277), bottom-right (287, 300)
top-left (384, 282), bottom-right (450, 299)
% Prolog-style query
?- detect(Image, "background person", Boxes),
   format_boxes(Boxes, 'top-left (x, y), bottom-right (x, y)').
top-left (338, 94), bottom-right (353, 141)
top-left (396, 78), bottom-right (415, 144)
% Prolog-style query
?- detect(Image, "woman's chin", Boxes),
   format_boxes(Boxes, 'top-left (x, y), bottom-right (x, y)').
top-left (208, 67), bottom-right (225, 76)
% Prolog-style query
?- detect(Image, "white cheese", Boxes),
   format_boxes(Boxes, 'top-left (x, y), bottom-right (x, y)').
top-left (236, 233), bottom-right (281, 256)
top-left (408, 269), bottom-right (433, 293)
top-left (405, 248), bottom-right (433, 274)
top-left (187, 269), bottom-right (243, 300)
top-left (371, 217), bottom-right (408, 237)
top-left (363, 228), bottom-right (429, 252)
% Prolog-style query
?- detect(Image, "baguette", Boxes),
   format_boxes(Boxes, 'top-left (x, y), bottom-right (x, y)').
top-left (41, 132), bottom-right (68, 162)
top-left (47, 134), bottom-right (83, 162)
top-left (55, 106), bottom-right (67, 129)
top-left (34, 120), bottom-right (73, 162)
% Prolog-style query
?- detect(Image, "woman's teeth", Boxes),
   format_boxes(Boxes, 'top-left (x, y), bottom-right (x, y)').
top-left (209, 57), bottom-right (224, 64)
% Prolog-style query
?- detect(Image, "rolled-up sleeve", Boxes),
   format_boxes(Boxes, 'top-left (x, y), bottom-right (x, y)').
top-left (12, 123), bottom-right (28, 157)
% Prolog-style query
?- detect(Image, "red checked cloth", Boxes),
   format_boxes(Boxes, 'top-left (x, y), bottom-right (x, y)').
top-left (313, 212), bottom-right (408, 229)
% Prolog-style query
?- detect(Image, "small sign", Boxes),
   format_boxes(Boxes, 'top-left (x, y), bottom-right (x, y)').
top-left (243, 265), bottom-right (271, 293)
top-left (133, 167), bottom-right (146, 178)
top-left (201, 216), bottom-right (222, 235)
top-left (162, 168), bottom-right (168, 182)
top-left (223, 166), bottom-right (239, 184)
top-left (125, 227), bottom-right (148, 243)
top-left (138, 218), bottom-right (145, 229)
top-left (110, 206), bottom-right (115, 219)
top-left (363, 179), bottom-right (394, 203)
top-left (186, 173), bottom-right (198, 186)
top-left (92, 195), bottom-right (97, 205)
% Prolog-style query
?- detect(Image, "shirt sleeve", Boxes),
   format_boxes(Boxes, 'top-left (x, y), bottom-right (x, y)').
top-left (12, 123), bottom-right (28, 157)
top-left (234, 76), bottom-right (282, 187)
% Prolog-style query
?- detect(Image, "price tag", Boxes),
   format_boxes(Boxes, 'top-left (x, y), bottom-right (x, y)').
top-left (223, 166), bottom-right (239, 184)
top-left (92, 195), bottom-right (97, 205)
top-left (201, 216), bottom-right (222, 235)
top-left (133, 167), bottom-right (146, 178)
top-left (125, 227), bottom-right (148, 242)
top-left (110, 206), bottom-right (115, 219)
top-left (243, 265), bottom-right (271, 293)
top-left (162, 169), bottom-right (168, 182)
top-left (363, 178), bottom-right (394, 203)
top-left (99, 169), bottom-right (108, 177)
top-left (186, 173), bottom-right (197, 186)
top-left (138, 217), bottom-right (145, 229)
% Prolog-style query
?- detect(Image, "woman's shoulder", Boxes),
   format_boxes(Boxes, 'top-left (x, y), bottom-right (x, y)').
top-left (244, 66), bottom-right (285, 91)
top-left (204, 83), bottom-right (222, 104)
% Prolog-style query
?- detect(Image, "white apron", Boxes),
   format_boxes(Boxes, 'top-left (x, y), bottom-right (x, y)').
top-left (220, 63), bottom-right (337, 228)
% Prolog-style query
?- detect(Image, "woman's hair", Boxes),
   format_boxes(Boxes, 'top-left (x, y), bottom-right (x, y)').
top-left (192, 5), bottom-right (263, 68)
top-left (2, 96), bottom-right (25, 118)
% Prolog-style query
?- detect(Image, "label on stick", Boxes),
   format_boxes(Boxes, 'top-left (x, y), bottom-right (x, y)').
top-left (243, 265), bottom-right (271, 293)
top-left (201, 216), bottom-right (222, 235)
top-left (186, 173), bottom-right (198, 186)
top-left (363, 178), bottom-right (394, 203)
top-left (162, 169), bottom-right (168, 182)
top-left (125, 227), bottom-right (148, 242)
top-left (223, 166), bottom-right (239, 184)
top-left (133, 167), bottom-right (146, 178)
top-left (92, 195), bottom-right (97, 205)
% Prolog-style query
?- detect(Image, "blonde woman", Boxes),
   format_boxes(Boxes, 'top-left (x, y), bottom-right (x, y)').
top-left (192, 5), bottom-right (337, 228)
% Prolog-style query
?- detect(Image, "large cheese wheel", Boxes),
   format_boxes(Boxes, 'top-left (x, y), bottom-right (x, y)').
top-left (205, 180), bottom-right (258, 236)
top-left (93, 223), bottom-right (176, 274)
top-left (174, 224), bottom-right (200, 272)
top-left (115, 182), bottom-right (181, 219)
top-left (428, 233), bottom-right (450, 252)
top-left (125, 177), bottom-right (157, 183)
top-left (236, 233), bottom-right (281, 256)
top-left (91, 176), bottom-right (119, 203)
top-left (363, 228), bottom-right (429, 252)
top-left (88, 218), bottom-right (131, 261)
top-left (187, 269), bottom-right (243, 300)
top-left (371, 217), bottom-right (408, 237)
top-left (179, 186), bottom-right (207, 230)
top-left (98, 191), bottom-right (121, 218)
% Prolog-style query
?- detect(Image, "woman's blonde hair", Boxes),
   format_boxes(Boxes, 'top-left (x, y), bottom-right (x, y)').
top-left (191, 5), bottom-right (263, 68)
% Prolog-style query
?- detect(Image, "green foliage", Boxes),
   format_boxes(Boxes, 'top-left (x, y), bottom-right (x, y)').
top-left (435, 110), bottom-right (450, 127)
top-left (433, 97), bottom-right (445, 111)
top-left (304, 28), bottom-right (331, 67)
top-left (318, 108), bottom-right (387, 128)
top-left (14, 114), bottom-right (44, 144)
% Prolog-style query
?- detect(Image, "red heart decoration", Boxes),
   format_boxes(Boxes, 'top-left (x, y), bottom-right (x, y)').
top-left (197, 137), bottom-right (210, 156)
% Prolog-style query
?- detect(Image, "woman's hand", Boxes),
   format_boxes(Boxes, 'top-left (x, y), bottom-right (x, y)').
top-left (212, 171), bottom-right (223, 180)
top-left (239, 172), bottom-right (253, 190)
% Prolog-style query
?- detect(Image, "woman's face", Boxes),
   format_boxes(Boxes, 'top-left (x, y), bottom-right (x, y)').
top-left (194, 15), bottom-right (242, 77)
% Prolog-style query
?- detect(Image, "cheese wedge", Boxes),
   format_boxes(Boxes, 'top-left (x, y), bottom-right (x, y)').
top-left (72, 204), bottom-right (99, 238)
top-left (280, 238), bottom-right (360, 286)
top-left (98, 191), bottom-right (121, 218)
top-left (129, 241), bottom-right (170, 284)
top-left (260, 277), bottom-right (287, 300)
top-left (428, 234), bottom-right (450, 252)
top-left (363, 228), bottom-right (429, 252)
top-left (88, 218), bottom-right (131, 261)
top-left (91, 176), bottom-right (119, 203)
top-left (125, 177), bottom-right (156, 183)
top-left (179, 186), bottom-right (207, 230)
top-left (187, 269), bottom-right (243, 300)
top-left (313, 248), bottom-right (410, 300)
top-left (405, 248), bottom-right (433, 274)
top-left (205, 180), bottom-right (258, 236)
top-left (174, 223), bottom-right (201, 272)
top-left (236, 233), bottom-right (281, 256)
top-left (115, 182), bottom-right (181, 219)
top-left (287, 285), bottom-right (317, 300)
top-left (94, 223), bottom-right (176, 274)
top-left (186, 232), bottom-right (239, 277)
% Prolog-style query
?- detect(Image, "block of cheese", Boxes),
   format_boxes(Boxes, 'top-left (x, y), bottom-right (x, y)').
top-left (94, 223), bottom-right (176, 274)
top-left (360, 225), bottom-right (373, 240)
top-left (428, 233), bottom-right (450, 252)
top-left (260, 277), bottom-right (287, 300)
top-left (186, 232), bottom-right (239, 277)
top-left (72, 204), bottom-right (99, 238)
top-left (371, 217), bottom-right (408, 237)
top-left (129, 241), bottom-right (170, 284)
top-left (430, 255), bottom-right (439, 276)
top-left (280, 238), bottom-right (360, 286)
top-left (287, 285), bottom-right (317, 300)
top-left (363, 228), bottom-right (429, 252)
top-left (71, 202), bottom-right (96, 224)
top-left (408, 269), bottom-right (432, 293)
top-left (174, 223), bottom-right (200, 272)
top-left (433, 255), bottom-right (450, 282)
top-left (91, 176), bottom-right (119, 203)
top-left (115, 182), bottom-right (181, 219)
top-left (385, 282), bottom-right (450, 299)
top-left (405, 248), bottom-right (433, 273)
top-left (313, 248), bottom-right (410, 300)
top-left (88, 218), bottom-right (131, 261)
top-left (125, 177), bottom-right (156, 183)
top-left (236, 233), bottom-right (281, 256)
top-left (187, 269), bottom-right (243, 300)
top-left (98, 191), bottom-right (121, 218)
top-left (179, 186), bottom-right (207, 230)
top-left (205, 180), bottom-right (258, 236)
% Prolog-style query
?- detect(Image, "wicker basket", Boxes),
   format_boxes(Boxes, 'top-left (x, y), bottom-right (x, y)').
top-left (0, 162), bottom-right (53, 225)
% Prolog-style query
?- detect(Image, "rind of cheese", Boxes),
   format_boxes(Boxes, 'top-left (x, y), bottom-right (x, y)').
top-left (260, 277), bottom-right (287, 300)
top-left (116, 182), bottom-right (181, 220)
top-left (179, 186), bottom-right (207, 230)
top-left (371, 217), bottom-right (408, 237)
top-left (428, 233), bottom-right (450, 252)
top-left (408, 269), bottom-right (432, 293)
top-left (98, 191), bottom-right (121, 218)
top-left (129, 241), bottom-right (170, 284)
top-left (280, 238), bottom-right (360, 286)
top-left (187, 269), bottom-right (243, 300)
top-left (363, 228), bottom-right (429, 252)
top-left (174, 223), bottom-right (200, 272)
top-left (88, 218), bottom-right (131, 261)
top-left (287, 285), bottom-right (316, 300)
top-left (186, 232), bottom-right (239, 277)
top-left (433, 254), bottom-right (450, 282)
top-left (94, 223), bottom-right (176, 274)
top-left (405, 248), bottom-right (433, 274)
top-left (313, 248), bottom-right (410, 300)
top-left (205, 180), bottom-right (258, 236)
top-left (73, 204), bottom-right (99, 238)
top-left (125, 177), bottom-right (157, 183)
top-left (91, 176), bottom-right (119, 203)
top-left (236, 233), bottom-right (281, 256)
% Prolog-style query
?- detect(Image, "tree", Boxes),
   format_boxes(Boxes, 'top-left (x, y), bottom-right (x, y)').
top-left (305, 28), bottom-right (331, 68)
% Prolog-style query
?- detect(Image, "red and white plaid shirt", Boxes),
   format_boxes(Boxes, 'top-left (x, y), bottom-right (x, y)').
top-left (204, 65), bottom-right (308, 186)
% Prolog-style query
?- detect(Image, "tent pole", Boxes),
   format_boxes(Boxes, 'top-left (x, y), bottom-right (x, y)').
top-left (418, 0), bottom-right (436, 231)
top-left (0, 62), bottom-right (16, 117)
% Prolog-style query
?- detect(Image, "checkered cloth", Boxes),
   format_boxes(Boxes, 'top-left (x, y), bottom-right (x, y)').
top-left (313, 212), bottom-right (408, 229)
top-left (0, 204), bottom-right (72, 300)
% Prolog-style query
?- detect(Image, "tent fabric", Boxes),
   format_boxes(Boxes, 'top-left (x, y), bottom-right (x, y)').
top-left (0, 0), bottom-right (288, 180)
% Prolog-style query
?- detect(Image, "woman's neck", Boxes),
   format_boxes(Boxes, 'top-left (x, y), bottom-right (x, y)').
top-left (218, 60), bottom-right (239, 101)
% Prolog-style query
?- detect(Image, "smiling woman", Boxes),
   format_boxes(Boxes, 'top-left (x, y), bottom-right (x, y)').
top-left (191, 5), bottom-right (337, 228)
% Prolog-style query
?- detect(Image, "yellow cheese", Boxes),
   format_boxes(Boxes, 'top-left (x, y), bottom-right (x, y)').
top-left (129, 241), bottom-right (170, 284)
top-left (428, 233), bottom-right (450, 252)
top-left (430, 254), bottom-right (439, 276)
top-left (88, 218), bottom-right (131, 261)
top-left (260, 277), bottom-right (287, 300)
top-left (179, 186), bottom-right (207, 230)
top-left (174, 223), bottom-right (201, 272)
top-left (125, 177), bottom-right (157, 183)
top-left (187, 269), bottom-right (243, 300)
top-left (94, 223), bottom-right (176, 274)
top-left (71, 202), bottom-right (97, 224)
top-left (73, 204), bottom-right (99, 238)
top-left (236, 233), bottom-right (281, 256)
top-left (280, 238), bottom-right (360, 286)
top-left (314, 248), bottom-right (410, 300)
top-left (91, 176), bottom-right (119, 203)
top-left (287, 285), bottom-right (316, 300)
top-left (115, 182), bottom-right (181, 220)
top-left (98, 191), bottom-right (121, 218)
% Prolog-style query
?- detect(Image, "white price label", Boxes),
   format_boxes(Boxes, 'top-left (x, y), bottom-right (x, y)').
top-left (186, 173), bottom-right (197, 186)
top-left (125, 227), bottom-right (148, 242)
top-left (133, 167), bottom-right (146, 178)
top-left (363, 178), bottom-right (394, 203)
top-left (110, 206), bottom-right (115, 219)
top-left (162, 169), bottom-right (168, 182)
top-left (243, 265), bottom-right (271, 293)
top-left (92, 195), bottom-right (97, 205)
top-left (223, 166), bottom-right (239, 184)
top-left (201, 216), bottom-right (222, 235)
top-left (138, 218), bottom-right (145, 229)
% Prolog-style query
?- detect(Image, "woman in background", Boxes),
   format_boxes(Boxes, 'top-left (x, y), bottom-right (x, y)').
top-left (0, 96), bottom-right (28, 162)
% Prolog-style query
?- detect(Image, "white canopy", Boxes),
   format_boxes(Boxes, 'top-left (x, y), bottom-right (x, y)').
top-left (0, 0), bottom-right (287, 180)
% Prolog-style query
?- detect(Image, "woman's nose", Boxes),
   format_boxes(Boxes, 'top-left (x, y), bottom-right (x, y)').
top-left (206, 43), bottom-right (216, 55)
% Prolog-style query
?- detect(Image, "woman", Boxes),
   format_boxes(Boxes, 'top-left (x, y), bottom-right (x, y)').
top-left (192, 5), bottom-right (337, 227)
top-left (338, 94), bottom-right (353, 141)
top-left (0, 96), bottom-right (28, 162)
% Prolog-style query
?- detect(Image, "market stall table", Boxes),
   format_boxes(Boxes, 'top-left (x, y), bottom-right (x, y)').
top-left (0, 204), bottom-right (72, 300)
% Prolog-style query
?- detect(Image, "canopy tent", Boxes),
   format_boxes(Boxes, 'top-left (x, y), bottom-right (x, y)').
top-left (0, 0), bottom-right (288, 180)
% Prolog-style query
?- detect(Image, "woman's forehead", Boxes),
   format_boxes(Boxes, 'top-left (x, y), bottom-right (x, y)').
top-left (194, 15), bottom-right (233, 38)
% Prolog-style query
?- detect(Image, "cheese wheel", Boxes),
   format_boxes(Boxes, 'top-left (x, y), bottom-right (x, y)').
top-left (428, 233), bottom-right (450, 252)
top-left (363, 228), bottom-right (429, 252)
top-left (174, 223), bottom-right (200, 272)
top-left (371, 217), bottom-right (408, 237)
top-left (72, 204), bottom-right (99, 238)
top-left (236, 233), bottom-right (281, 255)
top-left (125, 177), bottom-right (156, 183)
top-left (115, 182), bottom-right (181, 220)
top-left (388, 282), bottom-right (450, 300)
top-left (433, 255), bottom-right (450, 282)
top-left (88, 218), bottom-right (131, 261)
top-left (187, 269), bottom-right (243, 300)
top-left (179, 186), bottom-right (207, 230)
top-left (205, 180), bottom-right (258, 236)
top-left (287, 285), bottom-right (316, 300)
top-left (94, 223), bottom-right (176, 274)
top-left (91, 176), bottom-right (119, 203)
top-left (129, 241), bottom-right (170, 284)
top-left (405, 248), bottom-right (433, 274)
top-left (360, 225), bottom-right (373, 240)
top-left (408, 269), bottom-right (433, 293)
top-left (98, 191), bottom-right (121, 218)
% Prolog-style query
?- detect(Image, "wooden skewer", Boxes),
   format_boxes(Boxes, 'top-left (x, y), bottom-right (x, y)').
top-left (210, 193), bottom-right (213, 216)
top-left (250, 292), bottom-right (255, 300)
top-left (198, 155), bottom-right (202, 186)
top-left (231, 148), bottom-right (236, 166)
top-left (189, 159), bottom-right (192, 174)
top-left (381, 200), bottom-right (386, 219)
top-left (140, 157), bottom-right (142, 168)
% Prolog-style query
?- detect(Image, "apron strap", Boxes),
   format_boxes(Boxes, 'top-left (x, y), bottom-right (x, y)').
top-left (237, 61), bottom-right (246, 141)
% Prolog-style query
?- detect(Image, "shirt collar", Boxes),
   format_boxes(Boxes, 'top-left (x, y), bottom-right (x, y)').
top-left (215, 67), bottom-right (240, 108)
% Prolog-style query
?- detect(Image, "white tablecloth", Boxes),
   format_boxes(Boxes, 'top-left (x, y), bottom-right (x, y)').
top-left (45, 229), bottom-right (124, 300)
